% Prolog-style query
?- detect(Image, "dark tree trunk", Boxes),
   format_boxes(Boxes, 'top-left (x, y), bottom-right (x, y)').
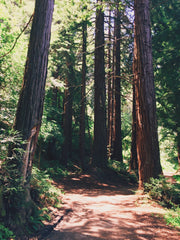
top-left (93, 0), bottom-right (107, 168)
top-left (112, 4), bottom-right (123, 162)
top-left (62, 64), bottom-right (74, 166)
top-left (111, 32), bottom-right (115, 155)
top-left (130, 83), bottom-right (138, 171)
top-left (134, 0), bottom-right (162, 188)
top-left (79, 21), bottom-right (87, 170)
top-left (107, 7), bottom-right (112, 158)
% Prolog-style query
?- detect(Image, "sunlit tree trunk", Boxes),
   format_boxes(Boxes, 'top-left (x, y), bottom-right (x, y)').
top-left (12, 0), bottom-right (54, 219)
top-left (134, 0), bottom-right (162, 188)
top-left (79, 21), bottom-right (87, 170)
top-left (93, 0), bottom-right (107, 168)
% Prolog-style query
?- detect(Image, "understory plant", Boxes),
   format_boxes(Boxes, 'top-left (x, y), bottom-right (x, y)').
top-left (108, 159), bottom-right (138, 183)
top-left (30, 166), bottom-right (63, 208)
top-left (0, 129), bottom-right (63, 236)
top-left (144, 176), bottom-right (180, 228)
top-left (144, 176), bottom-right (180, 208)
top-left (164, 207), bottom-right (180, 229)
top-left (0, 224), bottom-right (15, 240)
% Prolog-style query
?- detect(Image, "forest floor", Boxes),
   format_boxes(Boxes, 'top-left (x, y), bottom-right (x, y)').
top-left (38, 172), bottom-right (180, 240)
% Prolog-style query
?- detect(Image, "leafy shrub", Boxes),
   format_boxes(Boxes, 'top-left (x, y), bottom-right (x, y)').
top-left (46, 167), bottom-right (69, 180)
top-left (30, 167), bottom-right (63, 208)
top-left (173, 175), bottom-right (180, 183)
top-left (145, 176), bottom-right (180, 228)
top-left (165, 207), bottom-right (180, 228)
top-left (144, 176), bottom-right (180, 208)
top-left (108, 159), bottom-right (128, 174)
top-left (0, 224), bottom-right (15, 240)
top-left (0, 129), bottom-right (26, 221)
top-left (108, 159), bottom-right (137, 183)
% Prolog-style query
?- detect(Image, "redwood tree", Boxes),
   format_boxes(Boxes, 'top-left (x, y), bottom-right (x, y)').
top-left (8, 0), bottom-right (54, 222)
top-left (92, 0), bottom-right (107, 168)
top-left (62, 72), bottom-right (73, 166)
top-left (112, 3), bottom-right (123, 162)
top-left (79, 20), bottom-right (87, 170)
top-left (134, 0), bottom-right (162, 188)
top-left (107, 6), bottom-right (113, 158)
top-left (129, 82), bottom-right (138, 172)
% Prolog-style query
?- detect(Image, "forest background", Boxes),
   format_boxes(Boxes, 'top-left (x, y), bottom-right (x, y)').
top-left (0, 0), bottom-right (180, 239)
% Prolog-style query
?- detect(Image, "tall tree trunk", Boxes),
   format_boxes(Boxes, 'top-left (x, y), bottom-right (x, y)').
top-left (129, 83), bottom-right (138, 171)
top-left (134, 0), bottom-right (162, 189)
top-left (11, 0), bottom-right (54, 222)
top-left (112, 4), bottom-right (123, 162)
top-left (79, 21), bottom-right (87, 170)
top-left (93, 0), bottom-right (107, 168)
top-left (107, 7), bottom-right (112, 158)
top-left (62, 63), bottom-right (74, 166)
top-left (14, 0), bottom-right (54, 186)
top-left (111, 30), bottom-right (115, 156)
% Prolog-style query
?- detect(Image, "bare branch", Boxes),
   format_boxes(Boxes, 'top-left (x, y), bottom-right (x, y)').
top-left (0, 14), bottom-right (34, 59)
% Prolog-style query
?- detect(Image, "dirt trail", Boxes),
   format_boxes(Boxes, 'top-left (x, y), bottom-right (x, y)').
top-left (43, 174), bottom-right (180, 240)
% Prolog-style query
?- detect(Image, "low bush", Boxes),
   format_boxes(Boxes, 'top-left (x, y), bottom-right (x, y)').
top-left (0, 224), bottom-right (15, 240)
top-left (144, 176), bottom-right (180, 228)
top-left (165, 207), bottom-right (180, 228)
top-left (30, 166), bottom-right (63, 208)
top-left (173, 175), bottom-right (180, 183)
top-left (144, 176), bottom-right (180, 209)
top-left (108, 159), bottom-right (138, 183)
top-left (46, 166), bottom-right (69, 180)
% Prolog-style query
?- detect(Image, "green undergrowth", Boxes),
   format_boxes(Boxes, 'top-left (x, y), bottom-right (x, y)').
top-left (173, 175), bottom-right (180, 183)
top-left (16, 166), bottom-right (64, 236)
top-left (144, 176), bottom-right (180, 228)
top-left (144, 176), bottom-right (180, 208)
top-left (37, 158), bottom-right (71, 181)
top-left (45, 166), bottom-right (70, 181)
top-left (0, 224), bottom-right (15, 240)
top-left (165, 208), bottom-right (180, 229)
top-left (0, 163), bottom-right (64, 238)
top-left (30, 166), bottom-right (64, 209)
top-left (108, 159), bottom-right (138, 183)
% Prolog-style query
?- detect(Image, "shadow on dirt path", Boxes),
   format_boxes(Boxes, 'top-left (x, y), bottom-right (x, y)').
top-left (42, 174), bottom-right (180, 240)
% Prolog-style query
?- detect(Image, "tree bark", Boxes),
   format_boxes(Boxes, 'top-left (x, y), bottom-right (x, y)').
top-left (107, 7), bottom-right (112, 158)
top-left (134, 0), bottom-right (162, 188)
top-left (112, 4), bottom-right (123, 162)
top-left (62, 63), bottom-right (74, 166)
top-left (11, 0), bottom-right (54, 223)
top-left (14, 0), bottom-right (54, 184)
top-left (93, 0), bottom-right (107, 168)
top-left (79, 21), bottom-right (87, 170)
top-left (130, 83), bottom-right (138, 171)
top-left (111, 30), bottom-right (115, 156)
